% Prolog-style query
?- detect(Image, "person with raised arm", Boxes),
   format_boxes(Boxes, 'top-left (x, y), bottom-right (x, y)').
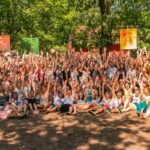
top-left (109, 81), bottom-right (124, 113)
top-left (27, 86), bottom-right (38, 113)
top-left (39, 80), bottom-right (51, 110)
top-left (89, 80), bottom-right (112, 115)
top-left (76, 81), bottom-right (93, 112)
top-left (59, 80), bottom-right (74, 113)
top-left (137, 87), bottom-right (150, 119)
top-left (121, 72), bottom-right (134, 112)
top-left (45, 80), bottom-right (62, 113)
top-left (121, 77), bottom-right (140, 112)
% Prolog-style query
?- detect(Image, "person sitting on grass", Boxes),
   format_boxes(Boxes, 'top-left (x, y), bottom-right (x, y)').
top-left (137, 87), bottom-right (150, 119)
top-left (109, 83), bottom-right (124, 113)
top-left (39, 81), bottom-right (51, 110)
top-left (89, 82), bottom-right (112, 116)
top-left (71, 91), bottom-right (85, 114)
top-left (59, 81), bottom-right (75, 114)
top-left (78, 89), bottom-right (100, 113)
top-left (2, 92), bottom-right (26, 119)
top-left (122, 87), bottom-right (141, 112)
top-left (143, 97), bottom-right (150, 119)
top-left (27, 89), bottom-right (39, 114)
top-left (0, 86), bottom-right (7, 111)
top-left (76, 83), bottom-right (93, 113)
top-left (46, 91), bottom-right (63, 113)
top-left (122, 81), bottom-right (133, 112)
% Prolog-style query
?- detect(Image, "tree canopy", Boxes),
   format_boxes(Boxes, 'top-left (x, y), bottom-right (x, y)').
top-left (0, 0), bottom-right (150, 51)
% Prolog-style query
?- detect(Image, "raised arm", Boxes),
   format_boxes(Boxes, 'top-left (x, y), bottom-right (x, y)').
top-left (111, 81), bottom-right (116, 98)
top-left (44, 81), bottom-right (50, 97)
top-left (64, 80), bottom-right (67, 96)
top-left (33, 61), bottom-right (39, 72)
top-left (102, 82), bottom-right (105, 98)
top-left (71, 85), bottom-right (76, 101)
top-left (105, 53), bottom-right (110, 68)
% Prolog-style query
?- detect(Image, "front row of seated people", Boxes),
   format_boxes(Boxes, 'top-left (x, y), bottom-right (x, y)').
top-left (0, 80), bottom-right (150, 120)
top-left (45, 81), bottom-right (150, 119)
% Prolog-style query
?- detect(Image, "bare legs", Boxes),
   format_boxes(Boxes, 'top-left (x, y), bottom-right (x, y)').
top-left (46, 104), bottom-right (61, 113)
top-left (78, 103), bottom-right (97, 113)
top-left (122, 98), bottom-right (130, 112)
top-left (122, 103), bottom-right (136, 112)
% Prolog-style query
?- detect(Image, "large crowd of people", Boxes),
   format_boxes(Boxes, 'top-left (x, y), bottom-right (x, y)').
top-left (0, 48), bottom-right (149, 120)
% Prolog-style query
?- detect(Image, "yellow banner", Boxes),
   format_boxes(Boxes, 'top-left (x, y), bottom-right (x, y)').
top-left (120, 29), bottom-right (137, 49)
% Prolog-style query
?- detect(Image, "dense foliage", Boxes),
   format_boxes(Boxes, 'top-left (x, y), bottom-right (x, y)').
top-left (0, 0), bottom-right (150, 51)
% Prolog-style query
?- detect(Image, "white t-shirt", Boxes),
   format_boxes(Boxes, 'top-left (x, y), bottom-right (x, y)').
top-left (99, 97), bottom-right (111, 105)
top-left (77, 99), bottom-right (85, 104)
top-left (23, 86), bottom-right (31, 98)
top-left (15, 88), bottom-right (24, 106)
top-left (63, 96), bottom-right (73, 105)
top-left (92, 97), bottom-right (100, 104)
top-left (127, 69), bottom-right (136, 78)
top-left (71, 72), bottom-right (78, 80)
top-left (131, 94), bottom-right (140, 104)
top-left (109, 97), bottom-right (121, 108)
top-left (53, 95), bottom-right (61, 106)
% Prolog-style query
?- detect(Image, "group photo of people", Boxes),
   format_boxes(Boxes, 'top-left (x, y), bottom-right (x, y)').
top-left (1, 0), bottom-right (150, 149)
top-left (0, 48), bottom-right (149, 120)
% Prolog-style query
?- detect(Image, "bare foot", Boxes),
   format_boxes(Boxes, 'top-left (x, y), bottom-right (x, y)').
top-left (72, 112), bottom-right (77, 115)
top-left (66, 112), bottom-right (72, 115)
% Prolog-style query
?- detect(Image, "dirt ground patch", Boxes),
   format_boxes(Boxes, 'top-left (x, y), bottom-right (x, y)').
top-left (0, 111), bottom-right (150, 150)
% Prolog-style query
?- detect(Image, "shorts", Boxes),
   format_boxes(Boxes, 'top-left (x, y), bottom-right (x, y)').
top-left (110, 106), bottom-right (122, 112)
top-left (28, 99), bottom-right (36, 105)
top-left (51, 104), bottom-right (55, 107)
top-left (131, 102), bottom-right (138, 109)
top-left (36, 98), bottom-right (40, 104)
top-left (137, 101), bottom-right (148, 113)
top-left (86, 100), bottom-right (92, 103)
top-left (97, 104), bottom-right (102, 107)
top-left (91, 100), bottom-right (98, 104)
top-left (40, 100), bottom-right (48, 107)
top-left (0, 105), bottom-right (4, 110)
top-left (77, 102), bottom-right (85, 105)
top-left (110, 107), bottom-right (117, 110)
top-left (102, 104), bottom-right (109, 110)
top-left (53, 102), bottom-right (61, 107)
top-left (60, 104), bottom-right (71, 113)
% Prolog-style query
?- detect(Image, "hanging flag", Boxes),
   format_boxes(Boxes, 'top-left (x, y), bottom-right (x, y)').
top-left (23, 38), bottom-right (39, 54)
top-left (0, 35), bottom-right (10, 50)
top-left (120, 29), bottom-right (137, 49)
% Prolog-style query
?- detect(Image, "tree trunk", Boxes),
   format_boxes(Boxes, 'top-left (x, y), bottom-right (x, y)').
top-left (98, 0), bottom-right (112, 52)
top-left (98, 0), bottom-right (112, 15)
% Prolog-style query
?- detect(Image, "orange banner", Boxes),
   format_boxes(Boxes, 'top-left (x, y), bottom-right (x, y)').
top-left (0, 35), bottom-right (10, 50)
top-left (120, 29), bottom-right (137, 49)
